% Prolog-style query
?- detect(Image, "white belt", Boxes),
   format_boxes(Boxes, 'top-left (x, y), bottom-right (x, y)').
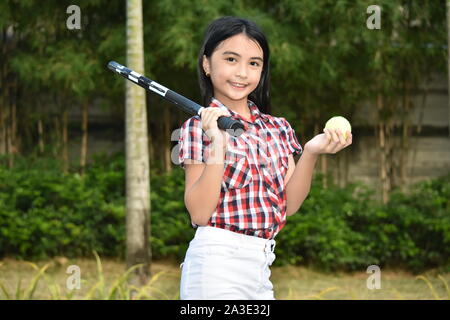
top-left (180, 226), bottom-right (277, 269)
top-left (194, 226), bottom-right (276, 253)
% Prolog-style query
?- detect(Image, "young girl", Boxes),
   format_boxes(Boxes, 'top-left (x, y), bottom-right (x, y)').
top-left (177, 16), bottom-right (352, 300)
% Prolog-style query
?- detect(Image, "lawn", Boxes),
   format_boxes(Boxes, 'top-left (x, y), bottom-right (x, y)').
top-left (0, 257), bottom-right (448, 300)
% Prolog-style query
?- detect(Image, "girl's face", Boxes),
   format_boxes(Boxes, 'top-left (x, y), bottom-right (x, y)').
top-left (203, 33), bottom-right (264, 108)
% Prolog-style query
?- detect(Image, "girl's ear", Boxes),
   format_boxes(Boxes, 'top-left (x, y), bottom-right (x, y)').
top-left (202, 55), bottom-right (210, 75)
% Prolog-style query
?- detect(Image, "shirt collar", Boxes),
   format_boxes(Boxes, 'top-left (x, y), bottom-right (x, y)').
top-left (209, 97), bottom-right (270, 123)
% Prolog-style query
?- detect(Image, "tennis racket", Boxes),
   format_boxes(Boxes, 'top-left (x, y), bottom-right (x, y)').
top-left (107, 61), bottom-right (245, 136)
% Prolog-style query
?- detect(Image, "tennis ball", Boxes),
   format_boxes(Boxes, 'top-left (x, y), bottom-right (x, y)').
top-left (324, 116), bottom-right (352, 139)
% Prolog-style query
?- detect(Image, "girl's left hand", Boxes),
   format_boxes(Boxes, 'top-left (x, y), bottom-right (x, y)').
top-left (304, 128), bottom-right (352, 156)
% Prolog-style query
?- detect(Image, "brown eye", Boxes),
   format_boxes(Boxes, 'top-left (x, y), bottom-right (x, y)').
top-left (250, 61), bottom-right (260, 67)
top-left (226, 57), bottom-right (236, 62)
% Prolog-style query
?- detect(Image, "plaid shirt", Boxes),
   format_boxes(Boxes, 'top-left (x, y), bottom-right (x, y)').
top-left (177, 98), bottom-right (303, 239)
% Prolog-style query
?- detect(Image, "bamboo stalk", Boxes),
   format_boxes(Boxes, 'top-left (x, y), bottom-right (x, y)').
top-left (38, 119), bottom-right (44, 154)
top-left (447, 1), bottom-right (450, 138)
top-left (9, 85), bottom-right (17, 167)
top-left (53, 115), bottom-right (60, 158)
top-left (377, 94), bottom-right (389, 204)
top-left (62, 109), bottom-right (69, 174)
top-left (164, 106), bottom-right (171, 173)
top-left (80, 102), bottom-right (88, 176)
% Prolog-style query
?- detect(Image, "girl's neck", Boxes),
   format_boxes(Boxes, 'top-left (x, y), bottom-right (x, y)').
top-left (214, 95), bottom-right (250, 117)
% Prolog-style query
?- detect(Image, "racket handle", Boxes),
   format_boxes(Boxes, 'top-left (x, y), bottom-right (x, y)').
top-left (217, 116), bottom-right (245, 134)
top-left (165, 90), bottom-right (245, 136)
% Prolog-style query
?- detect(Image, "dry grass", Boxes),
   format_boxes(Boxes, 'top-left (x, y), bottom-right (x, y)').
top-left (271, 265), bottom-right (450, 300)
top-left (0, 255), bottom-right (448, 300)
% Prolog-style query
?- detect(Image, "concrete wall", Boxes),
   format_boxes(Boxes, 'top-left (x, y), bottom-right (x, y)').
top-left (328, 72), bottom-right (449, 198)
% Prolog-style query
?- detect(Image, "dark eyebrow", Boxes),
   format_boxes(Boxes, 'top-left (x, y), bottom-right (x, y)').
top-left (222, 51), bottom-right (263, 62)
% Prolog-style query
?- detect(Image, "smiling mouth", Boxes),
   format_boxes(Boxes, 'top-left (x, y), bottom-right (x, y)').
top-left (229, 81), bottom-right (248, 89)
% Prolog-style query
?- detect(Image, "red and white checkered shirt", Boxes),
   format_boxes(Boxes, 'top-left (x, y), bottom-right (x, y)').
top-left (177, 98), bottom-right (303, 239)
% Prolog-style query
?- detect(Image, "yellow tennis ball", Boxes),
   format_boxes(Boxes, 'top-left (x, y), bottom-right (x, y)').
top-left (324, 116), bottom-right (352, 139)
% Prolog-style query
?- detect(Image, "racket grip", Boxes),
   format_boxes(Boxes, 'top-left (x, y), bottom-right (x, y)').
top-left (217, 116), bottom-right (245, 136)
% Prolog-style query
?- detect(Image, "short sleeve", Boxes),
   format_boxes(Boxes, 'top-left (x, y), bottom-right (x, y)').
top-left (177, 116), bottom-right (208, 169)
top-left (280, 117), bottom-right (303, 157)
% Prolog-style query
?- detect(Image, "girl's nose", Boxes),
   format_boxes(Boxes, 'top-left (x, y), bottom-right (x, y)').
top-left (236, 63), bottom-right (248, 79)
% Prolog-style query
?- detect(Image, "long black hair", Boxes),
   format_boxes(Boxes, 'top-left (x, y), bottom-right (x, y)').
top-left (197, 16), bottom-right (271, 114)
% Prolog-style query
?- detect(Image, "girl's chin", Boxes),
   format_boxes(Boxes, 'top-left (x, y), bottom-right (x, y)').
top-left (223, 89), bottom-right (252, 101)
top-left (221, 94), bottom-right (249, 102)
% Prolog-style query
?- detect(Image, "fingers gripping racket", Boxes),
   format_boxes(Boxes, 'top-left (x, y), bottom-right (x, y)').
top-left (107, 61), bottom-right (245, 136)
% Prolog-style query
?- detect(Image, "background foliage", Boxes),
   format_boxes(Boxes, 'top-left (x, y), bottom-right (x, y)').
top-left (0, 0), bottom-right (448, 274)
top-left (0, 154), bottom-right (448, 274)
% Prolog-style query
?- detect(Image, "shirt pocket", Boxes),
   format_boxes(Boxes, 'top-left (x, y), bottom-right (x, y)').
top-left (269, 155), bottom-right (289, 191)
top-left (222, 151), bottom-right (253, 191)
top-left (264, 133), bottom-right (289, 177)
top-left (266, 154), bottom-right (289, 178)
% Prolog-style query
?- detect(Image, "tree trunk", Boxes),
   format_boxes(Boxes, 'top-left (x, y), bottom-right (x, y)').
top-left (336, 153), bottom-right (342, 188)
top-left (9, 86), bottom-right (17, 168)
top-left (447, 0), bottom-right (450, 138)
top-left (125, 0), bottom-right (151, 289)
top-left (53, 115), bottom-right (60, 158)
top-left (0, 66), bottom-right (8, 157)
top-left (0, 28), bottom-right (7, 159)
top-left (343, 147), bottom-right (349, 188)
top-left (399, 81), bottom-right (411, 193)
top-left (336, 151), bottom-right (348, 189)
top-left (321, 155), bottom-right (328, 189)
top-left (400, 112), bottom-right (411, 193)
top-left (410, 79), bottom-right (429, 178)
top-left (6, 114), bottom-right (12, 168)
top-left (38, 119), bottom-right (44, 154)
top-left (0, 102), bottom-right (4, 156)
top-left (80, 101), bottom-right (89, 176)
top-left (377, 94), bottom-right (390, 204)
top-left (163, 106), bottom-right (172, 173)
top-left (3, 79), bottom-right (12, 168)
top-left (314, 121), bottom-right (328, 188)
top-left (62, 109), bottom-right (69, 174)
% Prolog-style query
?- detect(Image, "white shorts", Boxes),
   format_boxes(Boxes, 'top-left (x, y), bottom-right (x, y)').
top-left (179, 226), bottom-right (276, 300)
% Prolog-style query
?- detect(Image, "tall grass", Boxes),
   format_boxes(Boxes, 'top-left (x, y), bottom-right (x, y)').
top-left (416, 275), bottom-right (450, 300)
top-left (0, 251), bottom-right (179, 300)
top-left (0, 255), bottom-right (449, 300)
top-left (0, 262), bottom-right (50, 299)
top-left (281, 275), bottom-right (450, 300)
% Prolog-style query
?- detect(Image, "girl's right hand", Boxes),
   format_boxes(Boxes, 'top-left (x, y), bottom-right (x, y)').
top-left (199, 107), bottom-right (232, 145)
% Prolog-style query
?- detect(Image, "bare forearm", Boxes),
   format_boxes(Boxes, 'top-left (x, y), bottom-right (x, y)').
top-left (185, 142), bottom-right (225, 225)
top-left (285, 149), bottom-right (318, 216)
